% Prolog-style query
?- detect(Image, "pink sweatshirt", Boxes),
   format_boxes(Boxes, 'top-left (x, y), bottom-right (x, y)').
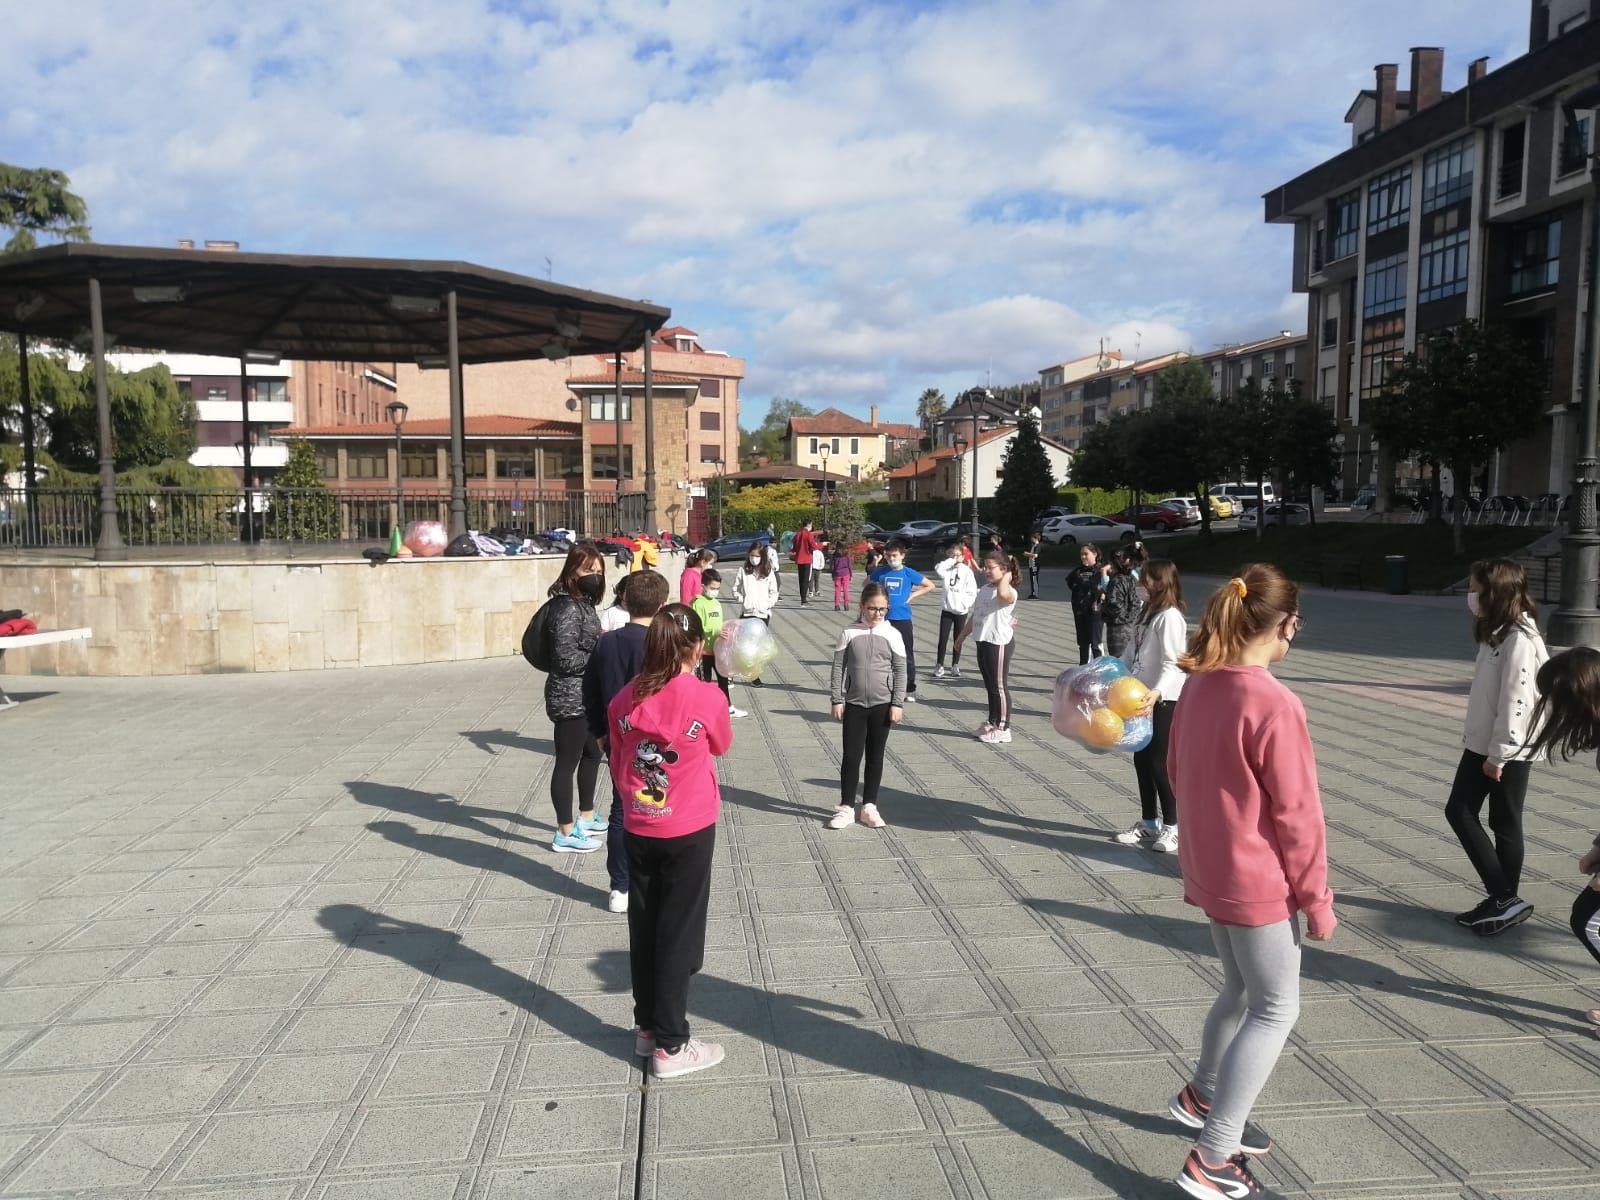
top-left (680, 567), bottom-right (704, 605)
top-left (1167, 666), bottom-right (1335, 937)
top-left (608, 671), bottom-right (732, 838)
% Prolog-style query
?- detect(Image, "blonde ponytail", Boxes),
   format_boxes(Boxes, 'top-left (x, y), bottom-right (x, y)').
top-left (1180, 564), bottom-right (1299, 673)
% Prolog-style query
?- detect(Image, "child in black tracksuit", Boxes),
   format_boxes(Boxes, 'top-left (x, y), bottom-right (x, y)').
top-left (1065, 542), bottom-right (1104, 664)
top-left (1100, 547), bottom-right (1141, 661)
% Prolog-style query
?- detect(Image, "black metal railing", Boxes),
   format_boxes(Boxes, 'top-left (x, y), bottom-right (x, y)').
top-left (1496, 159), bottom-right (1524, 199)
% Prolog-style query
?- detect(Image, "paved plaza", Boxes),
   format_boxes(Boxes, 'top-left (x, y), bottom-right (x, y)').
top-left (2, 580), bottom-right (1599, 1200)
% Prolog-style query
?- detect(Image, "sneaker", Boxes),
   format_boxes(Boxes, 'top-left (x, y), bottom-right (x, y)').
top-left (1152, 825), bottom-right (1180, 854)
top-left (1475, 897), bottom-right (1534, 937)
top-left (950, 666), bottom-right (963, 679)
top-left (859, 803), bottom-right (886, 828)
top-left (633, 1027), bottom-right (655, 1057)
top-left (905, 693), bottom-right (918, 703)
top-left (728, 706), bottom-right (749, 719)
top-left (933, 665), bottom-right (948, 679)
top-left (750, 678), bottom-right (765, 689)
top-left (826, 805), bottom-right (855, 830)
top-left (577, 812), bottom-right (609, 836)
top-left (1169, 1084), bottom-right (1272, 1156)
top-left (552, 829), bottom-right (601, 853)
top-left (1113, 821), bottom-right (1159, 846)
top-left (976, 721), bottom-right (995, 738)
top-left (608, 890), bottom-right (629, 914)
top-left (651, 1037), bottom-right (724, 1079)
top-left (979, 727), bottom-right (1011, 745)
top-left (1177, 1149), bottom-right (1282, 1198)
top-left (1454, 896), bottom-right (1499, 927)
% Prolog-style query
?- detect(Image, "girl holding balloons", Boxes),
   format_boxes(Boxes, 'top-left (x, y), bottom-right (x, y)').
top-left (973, 551), bottom-right (1021, 745)
top-left (1114, 559), bottom-right (1187, 853)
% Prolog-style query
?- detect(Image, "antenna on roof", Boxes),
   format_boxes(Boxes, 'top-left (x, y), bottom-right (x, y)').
top-left (1134, 331), bottom-right (1142, 365)
top-left (544, 256), bottom-right (553, 280)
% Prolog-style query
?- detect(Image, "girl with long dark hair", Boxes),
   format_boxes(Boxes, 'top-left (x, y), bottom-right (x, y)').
top-left (972, 550), bottom-right (1019, 745)
top-left (543, 543), bottom-right (607, 853)
top-left (1115, 558), bottom-right (1186, 853)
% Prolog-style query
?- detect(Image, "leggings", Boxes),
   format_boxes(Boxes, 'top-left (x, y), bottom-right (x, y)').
top-left (1572, 884), bottom-right (1600, 967)
top-left (841, 702), bottom-right (893, 806)
top-left (889, 618), bottom-right (917, 694)
top-left (1444, 750), bottom-right (1530, 900)
top-left (797, 564), bottom-right (812, 602)
top-left (698, 655), bottom-right (731, 703)
top-left (1132, 700), bottom-right (1178, 825)
top-left (1072, 608), bottom-right (1103, 664)
top-left (1027, 565), bottom-right (1041, 597)
top-left (627, 822), bottom-right (715, 1052)
top-left (936, 609), bottom-right (969, 668)
top-left (976, 639), bottom-right (1013, 729)
top-left (834, 575), bottom-right (851, 608)
top-left (1194, 917), bottom-right (1302, 1159)
top-left (551, 716), bottom-right (601, 827)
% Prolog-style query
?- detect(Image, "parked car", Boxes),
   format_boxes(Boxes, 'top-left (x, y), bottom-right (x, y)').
top-left (1209, 483), bottom-right (1276, 511)
top-left (889, 519), bottom-right (946, 540)
top-left (1238, 503), bottom-right (1312, 530)
top-left (1040, 513), bottom-right (1139, 545)
top-left (1031, 505), bottom-right (1074, 532)
top-left (1154, 497), bottom-right (1202, 523)
top-left (700, 530), bottom-right (775, 561)
top-left (1109, 504), bottom-right (1196, 533)
top-left (902, 520), bottom-right (997, 548)
top-left (1204, 494), bottom-right (1235, 519)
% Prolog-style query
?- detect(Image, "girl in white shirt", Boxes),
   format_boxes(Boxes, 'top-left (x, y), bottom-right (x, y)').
top-left (933, 542), bottom-right (978, 679)
top-left (972, 551), bottom-right (1020, 745)
top-left (732, 547), bottom-right (781, 688)
top-left (1115, 558), bottom-right (1187, 853)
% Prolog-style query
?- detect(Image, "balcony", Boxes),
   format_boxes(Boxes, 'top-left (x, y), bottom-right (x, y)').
top-left (195, 399), bottom-right (295, 424)
top-left (1496, 160), bottom-right (1524, 200)
top-left (190, 443), bottom-right (291, 470)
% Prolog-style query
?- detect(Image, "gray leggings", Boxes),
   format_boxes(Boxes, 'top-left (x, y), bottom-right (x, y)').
top-left (1194, 917), bottom-right (1301, 1158)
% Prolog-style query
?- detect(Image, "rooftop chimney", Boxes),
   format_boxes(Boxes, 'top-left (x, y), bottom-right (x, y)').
top-left (176, 239), bottom-right (195, 250)
top-left (1410, 47), bottom-right (1444, 112)
top-left (869, 404), bottom-right (879, 427)
top-left (1468, 56), bottom-right (1489, 84)
top-left (1375, 63), bottom-right (1400, 133)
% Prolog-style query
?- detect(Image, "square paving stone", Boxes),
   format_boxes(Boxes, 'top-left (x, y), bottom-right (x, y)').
top-left (964, 1128), bottom-right (1152, 1199)
top-left (1104, 964), bottom-right (1218, 1004)
top-left (869, 940), bottom-right (969, 977)
top-left (9, 1118), bottom-right (192, 1191)
top-left (1400, 1105), bottom-right (1589, 1175)
top-left (6, 948), bottom-right (130, 986)
top-left (841, 882), bottom-right (928, 909)
top-left (279, 1003), bottom-right (406, 1052)
top-left (192, 970), bottom-right (321, 1013)
top-left (948, 905), bottom-right (1050, 936)
top-left (1056, 1056), bottom-right (1188, 1115)
top-left (810, 1142), bottom-right (956, 1200)
top-left (888, 976), bottom-right (996, 1018)
top-left (85, 1059), bottom-right (243, 1119)
top-left (768, 945), bottom-right (861, 983)
top-left (382, 1044), bottom-right (506, 1098)
top-left (316, 1174), bottom-right (466, 1199)
top-left (1268, 1112), bottom-right (1440, 1190)
top-left (484, 1161), bottom-right (623, 1199)
top-left (796, 1077), bottom-right (925, 1138)
top-left (994, 970), bottom-right (1110, 1012)
top-left (143, 1010), bottom-right (282, 1061)
top-left (73, 977), bottom-right (205, 1020)
top-left (1291, 996), bottom-right (1410, 1046)
top-left (924, 1064), bottom-right (1078, 1131)
top-left (408, 997), bottom-right (521, 1044)
top-left (1448, 1041), bottom-right (1600, 1098)
top-left (655, 1082), bottom-right (781, 1149)
top-left (313, 964), bottom-right (429, 1005)
top-left (499, 1093), bottom-right (632, 1157)
top-left (178, 1107), bottom-right (344, 1180)
top-left (122, 941), bottom-right (244, 978)
top-left (340, 1100), bottom-right (484, 1167)
top-left (852, 909), bottom-right (947, 941)
top-left (1322, 1045), bottom-right (1487, 1103)
top-left (231, 1051), bottom-right (374, 1108)
top-left (7, 1018), bottom-right (158, 1069)
top-left (759, 913), bottom-right (849, 946)
top-left (752, 886), bottom-right (836, 914)
top-left (650, 1150), bottom-right (790, 1200)
top-left (1029, 1010), bottom-right (1154, 1057)
top-left (910, 1016), bottom-right (1030, 1063)
top-left (973, 935), bottom-right (1076, 972)
top-left (782, 1023), bottom-right (910, 1078)
top-left (0, 1069), bottom-right (101, 1126)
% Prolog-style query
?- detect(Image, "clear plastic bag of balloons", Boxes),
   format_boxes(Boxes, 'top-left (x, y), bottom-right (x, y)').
top-left (1051, 655), bottom-right (1154, 753)
top-left (404, 520), bottom-right (449, 558)
top-left (713, 618), bottom-right (780, 682)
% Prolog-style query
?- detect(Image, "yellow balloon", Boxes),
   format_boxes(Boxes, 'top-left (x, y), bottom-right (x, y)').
top-left (1079, 707), bottom-right (1124, 748)
top-left (1106, 676), bottom-right (1151, 719)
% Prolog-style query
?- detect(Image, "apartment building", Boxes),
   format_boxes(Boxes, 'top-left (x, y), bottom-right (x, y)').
top-left (1039, 349), bottom-right (1122, 441)
top-left (1263, 1), bottom-right (1599, 499)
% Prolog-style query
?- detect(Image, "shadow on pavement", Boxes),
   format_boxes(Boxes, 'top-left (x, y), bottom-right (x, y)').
top-left (364, 818), bottom-right (600, 906)
top-left (461, 727), bottom-right (547, 756)
top-left (348, 779), bottom-right (544, 846)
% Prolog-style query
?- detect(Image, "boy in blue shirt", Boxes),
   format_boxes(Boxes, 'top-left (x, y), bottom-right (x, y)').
top-left (868, 539), bottom-right (936, 702)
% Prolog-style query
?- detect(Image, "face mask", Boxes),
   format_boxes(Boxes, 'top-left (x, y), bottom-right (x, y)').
top-left (575, 574), bottom-right (605, 603)
top-left (1467, 592), bottom-right (1481, 617)
top-left (705, 588), bottom-right (720, 600)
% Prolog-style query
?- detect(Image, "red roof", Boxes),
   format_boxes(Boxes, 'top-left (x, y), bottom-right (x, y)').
top-left (879, 421), bottom-right (921, 441)
top-left (567, 367), bottom-right (699, 386)
top-left (788, 406), bottom-right (884, 436)
top-left (280, 415), bottom-right (580, 439)
top-left (884, 426), bottom-right (1069, 479)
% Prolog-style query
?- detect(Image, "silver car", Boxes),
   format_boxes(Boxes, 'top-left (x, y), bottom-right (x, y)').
top-left (1238, 503), bottom-right (1311, 529)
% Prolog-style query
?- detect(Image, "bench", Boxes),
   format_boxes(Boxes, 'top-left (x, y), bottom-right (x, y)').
top-left (0, 628), bottom-right (92, 709)
top-left (1317, 554), bottom-right (1363, 591)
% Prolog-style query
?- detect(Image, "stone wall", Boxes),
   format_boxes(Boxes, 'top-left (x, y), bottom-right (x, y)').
top-left (0, 552), bottom-right (684, 677)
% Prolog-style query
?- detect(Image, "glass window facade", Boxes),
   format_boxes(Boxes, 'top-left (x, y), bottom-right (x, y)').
top-left (1366, 165), bottom-right (1411, 233)
top-left (1362, 252), bottom-right (1408, 317)
top-left (347, 450), bottom-right (388, 480)
top-left (588, 394), bottom-right (632, 422)
top-left (1328, 190), bottom-right (1360, 261)
top-left (314, 446), bottom-right (338, 480)
top-left (1510, 216), bottom-right (1561, 295)
top-left (400, 449), bottom-right (437, 479)
top-left (1417, 229), bottom-right (1470, 303)
top-left (589, 445), bottom-right (633, 481)
top-left (1422, 136), bottom-right (1474, 212)
top-left (1359, 316), bottom-right (1406, 399)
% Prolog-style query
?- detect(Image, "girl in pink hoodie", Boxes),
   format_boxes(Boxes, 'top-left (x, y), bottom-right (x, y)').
top-left (1165, 564), bottom-right (1335, 1200)
top-left (608, 603), bottom-right (733, 1081)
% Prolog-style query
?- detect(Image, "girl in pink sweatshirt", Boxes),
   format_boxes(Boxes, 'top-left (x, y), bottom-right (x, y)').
top-left (1165, 564), bottom-right (1335, 1200)
top-left (608, 603), bottom-right (733, 1081)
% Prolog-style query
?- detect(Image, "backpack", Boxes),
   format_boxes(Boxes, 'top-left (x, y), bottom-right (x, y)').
top-left (444, 533), bottom-right (480, 557)
top-left (521, 596), bottom-right (561, 670)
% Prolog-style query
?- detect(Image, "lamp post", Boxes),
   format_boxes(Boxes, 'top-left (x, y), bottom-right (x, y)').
top-left (819, 444), bottom-right (831, 515)
top-left (954, 434), bottom-right (968, 538)
top-left (970, 391), bottom-right (986, 546)
top-left (386, 398), bottom-right (408, 536)
top-left (911, 445), bottom-right (923, 520)
top-left (1549, 80), bottom-right (1600, 648)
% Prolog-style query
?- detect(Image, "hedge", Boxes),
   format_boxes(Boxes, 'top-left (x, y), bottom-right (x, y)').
top-left (1056, 488), bottom-right (1135, 517)
top-left (715, 505), bottom-right (819, 536)
top-left (862, 499), bottom-right (964, 526)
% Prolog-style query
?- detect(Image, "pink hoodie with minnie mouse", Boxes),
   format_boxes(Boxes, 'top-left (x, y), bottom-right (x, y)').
top-left (607, 671), bottom-right (732, 838)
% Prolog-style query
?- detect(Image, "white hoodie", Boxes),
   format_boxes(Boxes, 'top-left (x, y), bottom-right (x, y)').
top-left (734, 565), bottom-right (780, 619)
top-left (1128, 606), bottom-right (1187, 702)
top-left (935, 557), bottom-right (977, 615)
top-left (1464, 617), bottom-right (1549, 766)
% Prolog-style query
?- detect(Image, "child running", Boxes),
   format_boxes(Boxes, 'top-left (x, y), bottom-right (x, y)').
top-left (689, 569), bottom-right (745, 720)
top-left (828, 582), bottom-right (907, 830)
top-left (732, 543), bottom-right (781, 688)
top-left (609, 603), bottom-right (732, 1080)
top-left (1447, 558), bottom-right (1549, 936)
top-left (1065, 542), bottom-right (1105, 664)
top-left (933, 540), bottom-right (977, 679)
top-left (972, 550), bottom-right (1020, 744)
top-left (869, 539), bottom-right (935, 703)
top-left (1115, 559), bottom-right (1186, 853)
top-left (831, 541), bottom-right (854, 610)
top-left (1166, 566), bottom-right (1333, 1200)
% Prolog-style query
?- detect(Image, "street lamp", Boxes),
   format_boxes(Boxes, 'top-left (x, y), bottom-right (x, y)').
top-left (386, 398), bottom-right (408, 536)
top-left (710, 457), bottom-right (725, 540)
top-left (954, 434), bottom-right (968, 538)
top-left (969, 391), bottom-right (986, 546)
top-left (1549, 79), bottom-right (1600, 648)
top-left (911, 445), bottom-right (924, 520)
top-left (819, 444), bottom-right (831, 514)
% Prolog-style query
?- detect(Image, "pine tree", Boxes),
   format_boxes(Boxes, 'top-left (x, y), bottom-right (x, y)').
top-left (991, 413), bottom-right (1057, 543)
top-left (270, 439), bottom-right (340, 540)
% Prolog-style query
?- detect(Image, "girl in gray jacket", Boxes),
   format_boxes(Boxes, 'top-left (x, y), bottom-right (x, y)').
top-left (828, 583), bottom-right (907, 831)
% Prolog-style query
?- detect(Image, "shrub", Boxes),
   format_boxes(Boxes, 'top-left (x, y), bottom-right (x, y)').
top-left (1056, 488), bottom-right (1134, 517)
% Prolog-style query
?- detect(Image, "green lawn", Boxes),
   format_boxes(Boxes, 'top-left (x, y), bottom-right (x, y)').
top-left (1037, 521), bottom-right (1539, 592)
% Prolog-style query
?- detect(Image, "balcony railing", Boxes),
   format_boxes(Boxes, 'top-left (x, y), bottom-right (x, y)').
top-left (1496, 160), bottom-right (1525, 199)
top-left (0, 486), bottom-right (627, 550)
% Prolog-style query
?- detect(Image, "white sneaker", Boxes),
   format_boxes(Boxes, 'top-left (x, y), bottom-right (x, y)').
top-left (976, 722), bottom-right (995, 738)
top-left (651, 1038), bottom-right (724, 1079)
top-left (826, 805), bottom-right (856, 830)
top-left (858, 803), bottom-right (886, 828)
top-left (950, 666), bottom-right (963, 679)
top-left (979, 727), bottom-right (1011, 745)
top-left (729, 706), bottom-right (748, 719)
top-left (1151, 825), bottom-right (1180, 853)
top-left (1114, 821), bottom-right (1159, 846)
top-left (905, 693), bottom-right (919, 703)
top-left (608, 890), bottom-right (629, 913)
top-left (933, 665), bottom-right (948, 679)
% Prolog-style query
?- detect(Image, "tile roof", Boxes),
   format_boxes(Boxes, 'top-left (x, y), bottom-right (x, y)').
top-left (279, 415), bottom-right (581, 439)
top-left (788, 406), bottom-right (884, 436)
top-left (884, 425), bottom-right (1072, 478)
top-left (567, 367), bottom-right (699, 386)
top-left (878, 421), bottom-right (922, 441)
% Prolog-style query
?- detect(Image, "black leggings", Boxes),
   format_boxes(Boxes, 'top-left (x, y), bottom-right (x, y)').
top-left (1072, 609), bottom-right (1103, 664)
top-left (551, 716), bottom-right (601, 827)
top-left (1444, 749), bottom-right (1529, 900)
top-left (976, 639), bottom-right (1013, 728)
top-left (698, 655), bottom-right (731, 703)
top-left (1571, 885), bottom-right (1600, 967)
top-left (841, 703), bottom-right (893, 806)
top-left (797, 563), bottom-right (812, 602)
top-left (627, 822), bottom-right (715, 1052)
top-left (1132, 699), bottom-right (1178, 825)
top-left (937, 610), bottom-right (969, 668)
top-left (890, 617), bottom-right (917, 693)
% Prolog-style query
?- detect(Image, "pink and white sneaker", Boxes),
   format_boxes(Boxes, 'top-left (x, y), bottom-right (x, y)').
top-left (858, 803), bottom-right (886, 828)
top-left (651, 1038), bottom-right (725, 1079)
top-left (976, 722), bottom-right (995, 739)
top-left (979, 727), bottom-right (1012, 745)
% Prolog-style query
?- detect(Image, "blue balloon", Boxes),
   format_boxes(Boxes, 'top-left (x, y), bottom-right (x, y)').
top-left (1115, 715), bottom-right (1153, 752)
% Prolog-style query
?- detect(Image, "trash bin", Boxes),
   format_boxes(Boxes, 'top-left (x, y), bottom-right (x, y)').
top-left (1384, 554), bottom-right (1409, 595)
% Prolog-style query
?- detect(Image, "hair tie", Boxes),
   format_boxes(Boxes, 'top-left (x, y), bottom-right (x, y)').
top-left (1229, 577), bottom-right (1248, 599)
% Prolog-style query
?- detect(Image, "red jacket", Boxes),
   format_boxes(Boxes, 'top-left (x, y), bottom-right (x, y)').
top-left (793, 527), bottom-right (817, 563)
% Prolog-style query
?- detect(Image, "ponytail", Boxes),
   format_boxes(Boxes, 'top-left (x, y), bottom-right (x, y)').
top-left (982, 549), bottom-right (1021, 586)
top-left (1180, 563), bottom-right (1299, 673)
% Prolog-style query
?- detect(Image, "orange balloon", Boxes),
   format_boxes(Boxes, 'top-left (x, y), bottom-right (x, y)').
top-left (1106, 676), bottom-right (1151, 719)
top-left (1078, 707), bottom-right (1124, 748)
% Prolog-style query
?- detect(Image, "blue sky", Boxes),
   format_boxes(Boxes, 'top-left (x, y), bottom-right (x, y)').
top-left (1, 0), bottom-right (1527, 431)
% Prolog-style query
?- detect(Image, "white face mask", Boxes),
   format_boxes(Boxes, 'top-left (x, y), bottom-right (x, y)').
top-left (1467, 592), bottom-right (1481, 616)
top-left (705, 588), bottom-right (720, 600)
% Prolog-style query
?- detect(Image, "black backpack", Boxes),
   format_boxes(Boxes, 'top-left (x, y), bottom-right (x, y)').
top-left (444, 533), bottom-right (480, 557)
top-left (521, 596), bottom-right (560, 670)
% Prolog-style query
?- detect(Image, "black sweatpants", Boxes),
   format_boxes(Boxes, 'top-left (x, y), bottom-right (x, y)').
top-left (1571, 884), bottom-right (1600, 967)
top-left (1072, 608), bottom-right (1103, 664)
top-left (626, 822), bottom-right (716, 1052)
top-left (1444, 749), bottom-right (1530, 901)
top-left (936, 609), bottom-right (969, 668)
top-left (1132, 699), bottom-right (1178, 825)
top-left (551, 716), bottom-right (601, 827)
top-left (890, 617), bottom-right (918, 693)
top-left (797, 563), bottom-right (812, 603)
top-left (698, 654), bottom-right (731, 703)
top-left (841, 702), bottom-right (893, 806)
top-left (976, 639), bottom-right (1013, 728)
top-left (1028, 564), bottom-right (1041, 598)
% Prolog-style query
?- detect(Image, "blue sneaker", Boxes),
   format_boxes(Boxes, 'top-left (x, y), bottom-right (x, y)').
top-left (551, 829), bottom-right (601, 854)
top-left (578, 812), bottom-right (610, 836)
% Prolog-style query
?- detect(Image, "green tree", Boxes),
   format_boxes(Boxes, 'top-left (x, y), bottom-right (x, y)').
top-left (270, 438), bottom-right (339, 540)
top-left (1070, 412), bottom-right (1138, 495)
top-left (0, 163), bottom-right (90, 254)
top-left (1223, 378), bottom-right (1277, 541)
top-left (742, 397), bottom-right (815, 467)
top-left (1144, 360), bottom-right (1232, 539)
top-left (991, 412), bottom-right (1058, 542)
top-left (916, 387), bottom-right (947, 437)
top-left (724, 479), bottom-right (818, 512)
top-left (1371, 320), bottom-right (1545, 553)
top-left (1269, 382), bottom-right (1338, 527)
top-left (44, 361), bottom-right (197, 472)
top-left (822, 482), bottom-right (865, 551)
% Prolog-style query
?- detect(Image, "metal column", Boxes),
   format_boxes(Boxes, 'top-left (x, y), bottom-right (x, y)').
top-left (643, 332), bottom-right (658, 535)
top-left (238, 355), bottom-right (254, 541)
top-left (88, 279), bottom-right (125, 560)
top-left (446, 290), bottom-right (467, 538)
top-left (18, 333), bottom-right (38, 542)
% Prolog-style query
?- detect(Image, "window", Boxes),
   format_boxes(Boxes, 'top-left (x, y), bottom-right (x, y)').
top-left (1359, 315), bottom-right (1406, 399)
top-left (401, 449), bottom-right (437, 479)
top-left (830, 437), bottom-right (840, 455)
top-left (589, 445), bottom-right (633, 481)
top-left (587, 394), bottom-right (632, 422)
top-left (1321, 317), bottom-right (1338, 348)
top-left (1312, 221), bottom-right (1326, 271)
top-left (849, 437), bottom-right (859, 455)
top-left (1320, 365), bottom-right (1337, 402)
top-left (250, 379), bottom-right (287, 405)
top-left (496, 454), bottom-right (536, 479)
top-left (1366, 165), bottom-right (1411, 233)
top-left (1497, 122), bottom-right (1526, 199)
top-left (1422, 136), bottom-right (1474, 212)
top-left (699, 444), bottom-right (722, 464)
top-left (699, 411), bottom-right (720, 431)
top-left (1559, 12), bottom-right (1587, 35)
top-left (1285, 361), bottom-right (1295, 379)
top-left (1418, 228), bottom-right (1470, 303)
top-left (314, 446), bottom-right (338, 480)
top-left (1363, 251), bottom-right (1408, 317)
top-left (1560, 114), bottom-right (1591, 177)
top-left (809, 437), bottom-right (818, 455)
top-left (1262, 359), bottom-right (1276, 377)
top-left (348, 450), bottom-right (388, 480)
top-left (1328, 190), bottom-right (1360, 261)
top-left (465, 450), bottom-right (486, 479)
top-left (1510, 216), bottom-right (1562, 295)
top-left (206, 385), bottom-right (228, 403)
top-left (544, 444), bottom-right (583, 481)
top-left (850, 464), bottom-right (860, 481)
top-left (698, 378), bottom-right (721, 398)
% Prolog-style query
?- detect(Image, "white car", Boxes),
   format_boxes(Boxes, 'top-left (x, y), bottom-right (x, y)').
top-left (1238, 503), bottom-right (1311, 530)
top-left (1041, 513), bottom-right (1138, 545)
top-left (890, 519), bottom-right (946, 539)
top-left (1155, 497), bottom-right (1201, 522)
